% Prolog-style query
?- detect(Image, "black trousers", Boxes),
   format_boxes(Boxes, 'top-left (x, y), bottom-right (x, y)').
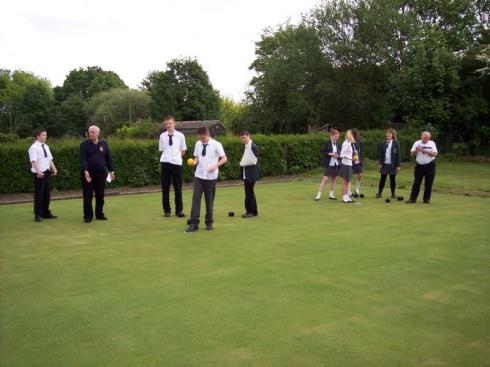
top-left (378, 174), bottom-right (396, 196)
top-left (160, 162), bottom-right (183, 214)
top-left (244, 180), bottom-right (258, 215)
top-left (33, 171), bottom-right (52, 217)
top-left (81, 170), bottom-right (106, 219)
top-left (409, 161), bottom-right (436, 202)
top-left (189, 178), bottom-right (216, 225)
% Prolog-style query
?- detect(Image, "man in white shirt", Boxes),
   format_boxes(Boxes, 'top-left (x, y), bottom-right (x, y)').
top-left (159, 116), bottom-right (187, 217)
top-left (407, 131), bottom-right (438, 204)
top-left (186, 126), bottom-right (227, 232)
top-left (27, 128), bottom-right (58, 222)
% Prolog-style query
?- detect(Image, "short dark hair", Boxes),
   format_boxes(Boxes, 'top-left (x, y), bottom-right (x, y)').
top-left (164, 115), bottom-right (175, 122)
top-left (197, 126), bottom-right (209, 135)
top-left (239, 130), bottom-right (250, 136)
top-left (34, 128), bottom-right (46, 137)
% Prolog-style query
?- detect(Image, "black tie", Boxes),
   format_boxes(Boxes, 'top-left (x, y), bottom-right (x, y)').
top-left (41, 144), bottom-right (47, 158)
top-left (169, 134), bottom-right (173, 146)
top-left (202, 144), bottom-right (208, 157)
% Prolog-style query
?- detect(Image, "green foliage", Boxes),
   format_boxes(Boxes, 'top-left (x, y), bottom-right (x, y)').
top-left (115, 120), bottom-right (161, 139)
top-left (142, 58), bottom-right (220, 122)
top-left (0, 130), bottom-right (422, 193)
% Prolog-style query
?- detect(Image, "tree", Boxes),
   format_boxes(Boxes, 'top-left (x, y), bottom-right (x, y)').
top-left (86, 88), bottom-right (151, 134)
top-left (142, 58), bottom-right (220, 122)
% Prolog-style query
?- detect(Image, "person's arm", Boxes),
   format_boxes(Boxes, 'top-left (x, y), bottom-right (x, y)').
top-left (422, 143), bottom-right (438, 157)
top-left (180, 134), bottom-right (187, 157)
top-left (50, 161), bottom-right (58, 176)
top-left (410, 141), bottom-right (419, 157)
top-left (208, 144), bottom-right (227, 172)
top-left (251, 143), bottom-right (259, 159)
top-left (158, 134), bottom-right (164, 152)
top-left (105, 142), bottom-right (115, 180)
top-left (29, 147), bottom-right (44, 178)
top-left (378, 142), bottom-right (384, 167)
top-left (396, 141), bottom-right (401, 171)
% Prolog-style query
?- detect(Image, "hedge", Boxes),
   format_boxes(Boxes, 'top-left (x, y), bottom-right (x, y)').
top-left (0, 131), bottom-right (421, 194)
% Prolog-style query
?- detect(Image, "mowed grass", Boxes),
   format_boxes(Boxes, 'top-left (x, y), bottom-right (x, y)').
top-left (1, 167), bottom-right (490, 366)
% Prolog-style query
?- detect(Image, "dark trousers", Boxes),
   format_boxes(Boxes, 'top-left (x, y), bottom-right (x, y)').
top-left (160, 162), bottom-right (183, 214)
top-left (81, 170), bottom-right (106, 219)
top-left (189, 178), bottom-right (216, 225)
top-left (378, 174), bottom-right (396, 196)
top-left (409, 162), bottom-right (436, 202)
top-left (33, 171), bottom-right (51, 217)
top-left (244, 180), bottom-right (258, 215)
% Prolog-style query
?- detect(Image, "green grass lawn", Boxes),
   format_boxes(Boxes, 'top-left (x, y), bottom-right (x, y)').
top-left (1, 164), bottom-right (490, 366)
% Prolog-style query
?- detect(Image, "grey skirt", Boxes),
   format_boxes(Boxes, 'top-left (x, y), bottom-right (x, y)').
top-left (323, 165), bottom-right (340, 177)
top-left (339, 164), bottom-right (353, 180)
top-left (381, 163), bottom-right (398, 175)
top-left (352, 163), bottom-right (363, 174)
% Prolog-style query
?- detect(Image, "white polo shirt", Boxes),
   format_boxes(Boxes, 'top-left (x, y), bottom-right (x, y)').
top-left (159, 130), bottom-right (187, 165)
top-left (194, 138), bottom-right (226, 180)
top-left (411, 139), bottom-right (438, 165)
top-left (28, 141), bottom-right (53, 173)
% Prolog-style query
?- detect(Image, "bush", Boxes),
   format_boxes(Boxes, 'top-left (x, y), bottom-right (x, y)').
top-left (0, 130), bottom-right (423, 193)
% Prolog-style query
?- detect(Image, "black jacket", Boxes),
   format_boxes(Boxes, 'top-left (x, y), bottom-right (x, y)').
top-left (378, 140), bottom-right (401, 167)
top-left (240, 142), bottom-right (261, 182)
top-left (321, 140), bottom-right (342, 167)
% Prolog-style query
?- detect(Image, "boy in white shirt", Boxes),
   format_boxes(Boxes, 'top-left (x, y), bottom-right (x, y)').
top-left (186, 126), bottom-right (228, 232)
top-left (27, 128), bottom-right (58, 222)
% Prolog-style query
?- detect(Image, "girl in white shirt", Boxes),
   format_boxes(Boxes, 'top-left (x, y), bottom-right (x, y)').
top-left (339, 130), bottom-right (355, 203)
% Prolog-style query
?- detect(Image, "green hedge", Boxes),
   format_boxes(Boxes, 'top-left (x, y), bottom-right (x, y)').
top-left (0, 131), bottom-right (421, 193)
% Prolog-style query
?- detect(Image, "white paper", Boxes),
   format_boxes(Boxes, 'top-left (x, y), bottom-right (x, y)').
top-left (106, 173), bottom-right (112, 183)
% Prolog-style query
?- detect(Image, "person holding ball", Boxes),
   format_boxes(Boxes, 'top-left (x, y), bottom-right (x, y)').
top-left (186, 126), bottom-right (228, 232)
top-left (339, 130), bottom-right (355, 203)
top-left (315, 129), bottom-right (341, 201)
top-left (376, 128), bottom-right (401, 199)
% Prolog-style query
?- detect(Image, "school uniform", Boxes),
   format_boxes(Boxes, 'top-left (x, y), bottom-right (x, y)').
top-left (339, 140), bottom-right (353, 180)
top-left (239, 140), bottom-right (260, 216)
top-left (28, 141), bottom-right (54, 220)
top-left (352, 141), bottom-right (363, 174)
top-left (377, 139), bottom-right (401, 197)
top-left (159, 130), bottom-right (187, 216)
top-left (188, 138), bottom-right (226, 228)
top-left (321, 139), bottom-right (341, 177)
top-left (79, 140), bottom-right (114, 221)
top-left (408, 139), bottom-right (438, 203)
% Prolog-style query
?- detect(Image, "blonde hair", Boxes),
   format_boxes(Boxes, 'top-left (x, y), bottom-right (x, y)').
top-left (88, 125), bottom-right (100, 134)
top-left (345, 130), bottom-right (354, 143)
top-left (387, 128), bottom-right (397, 140)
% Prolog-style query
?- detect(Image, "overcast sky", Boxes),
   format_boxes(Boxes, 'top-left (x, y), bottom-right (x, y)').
top-left (1, 0), bottom-right (320, 101)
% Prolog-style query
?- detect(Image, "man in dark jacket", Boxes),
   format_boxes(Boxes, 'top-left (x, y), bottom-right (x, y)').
top-left (376, 128), bottom-right (401, 198)
top-left (239, 131), bottom-right (260, 218)
top-left (79, 125), bottom-right (115, 222)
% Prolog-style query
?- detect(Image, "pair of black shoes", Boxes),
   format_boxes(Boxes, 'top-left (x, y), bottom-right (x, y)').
top-left (406, 200), bottom-right (430, 204)
top-left (242, 213), bottom-right (257, 218)
top-left (164, 212), bottom-right (186, 218)
top-left (185, 223), bottom-right (213, 232)
top-left (84, 215), bottom-right (108, 223)
top-left (35, 213), bottom-right (58, 222)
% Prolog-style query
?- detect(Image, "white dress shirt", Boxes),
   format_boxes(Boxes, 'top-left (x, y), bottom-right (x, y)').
top-left (159, 130), bottom-right (187, 165)
top-left (330, 140), bottom-right (339, 166)
top-left (340, 140), bottom-right (353, 166)
top-left (384, 140), bottom-right (393, 164)
top-left (194, 138), bottom-right (226, 180)
top-left (28, 141), bottom-right (53, 173)
top-left (411, 140), bottom-right (438, 165)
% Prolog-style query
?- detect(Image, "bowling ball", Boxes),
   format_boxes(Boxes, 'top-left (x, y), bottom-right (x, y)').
top-left (228, 211), bottom-right (235, 217)
top-left (385, 198), bottom-right (391, 203)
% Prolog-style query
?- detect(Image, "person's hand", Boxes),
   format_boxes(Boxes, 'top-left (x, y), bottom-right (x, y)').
top-left (208, 164), bottom-right (218, 173)
top-left (110, 172), bottom-right (115, 181)
top-left (52, 169), bottom-right (57, 176)
top-left (36, 172), bottom-right (44, 179)
top-left (396, 166), bottom-right (401, 171)
top-left (335, 153), bottom-right (340, 158)
top-left (379, 164), bottom-right (382, 170)
top-left (84, 170), bottom-right (92, 183)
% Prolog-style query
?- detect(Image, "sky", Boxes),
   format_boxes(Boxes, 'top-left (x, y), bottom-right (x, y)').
top-left (1, 0), bottom-right (320, 101)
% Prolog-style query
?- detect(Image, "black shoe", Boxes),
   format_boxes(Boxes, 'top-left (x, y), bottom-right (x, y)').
top-left (353, 193), bottom-right (359, 198)
top-left (84, 217), bottom-right (92, 223)
top-left (391, 194), bottom-right (397, 199)
top-left (96, 215), bottom-right (108, 220)
top-left (376, 193), bottom-right (382, 198)
top-left (42, 214), bottom-right (57, 219)
top-left (164, 212), bottom-right (171, 218)
top-left (406, 200), bottom-right (416, 204)
top-left (423, 200), bottom-right (430, 204)
top-left (35, 215), bottom-right (42, 222)
top-left (206, 224), bottom-right (214, 230)
top-left (185, 225), bottom-right (199, 233)
top-left (242, 213), bottom-right (256, 218)
top-left (176, 212), bottom-right (186, 218)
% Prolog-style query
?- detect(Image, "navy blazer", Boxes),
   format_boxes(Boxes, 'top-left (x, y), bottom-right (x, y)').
top-left (240, 142), bottom-right (261, 182)
top-left (378, 140), bottom-right (401, 167)
top-left (321, 140), bottom-right (342, 167)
